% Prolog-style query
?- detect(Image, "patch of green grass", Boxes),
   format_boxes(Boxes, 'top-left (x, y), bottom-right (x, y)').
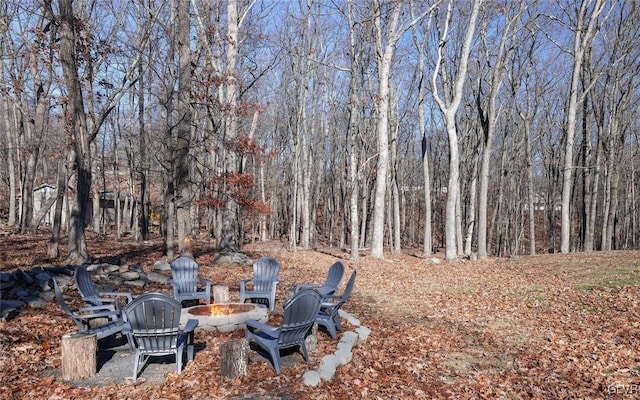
top-left (573, 264), bottom-right (640, 291)
top-left (508, 286), bottom-right (550, 302)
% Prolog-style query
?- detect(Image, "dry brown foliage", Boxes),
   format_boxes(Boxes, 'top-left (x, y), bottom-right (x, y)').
top-left (1, 230), bottom-right (639, 399)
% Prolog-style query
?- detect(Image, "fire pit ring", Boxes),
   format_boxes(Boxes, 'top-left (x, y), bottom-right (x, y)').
top-left (180, 303), bottom-right (268, 332)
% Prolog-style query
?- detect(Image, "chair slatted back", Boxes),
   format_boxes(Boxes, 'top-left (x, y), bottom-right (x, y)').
top-left (170, 256), bottom-right (200, 294)
top-left (75, 265), bottom-right (102, 305)
top-left (278, 289), bottom-right (321, 349)
top-left (320, 261), bottom-right (345, 297)
top-left (52, 278), bottom-right (83, 331)
top-left (252, 257), bottom-right (280, 292)
top-left (125, 293), bottom-right (181, 353)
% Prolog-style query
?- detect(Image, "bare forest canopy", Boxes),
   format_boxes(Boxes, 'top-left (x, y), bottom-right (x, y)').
top-left (0, 0), bottom-right (638, 263)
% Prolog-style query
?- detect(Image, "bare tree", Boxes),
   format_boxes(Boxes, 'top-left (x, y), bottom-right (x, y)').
top-left (370, 0), bottom-right (438, 259)
top-left (56, 0), bottom-right (93, 262)
top-left (54, 0), bottom-right (153, 262)
top-left (410, 5), bottom-right (435, 257)
top-left (431, 0), bottom-right (482, 261)
top-left (174, 0), bottom-right (193, 257)
top-left (558, 0), bottom-right (607, 253)
top-left (346, 0), bottom-right (363, 261)
top-left (1, 2), bottom-right (56, 235)
top-left (0, 7), bottom-right (18, 228)
top-left (475, 1), bottom-right (525, 259)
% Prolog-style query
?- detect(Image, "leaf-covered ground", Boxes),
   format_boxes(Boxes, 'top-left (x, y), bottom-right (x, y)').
top-left (1, 232), bottom-right (639, 399)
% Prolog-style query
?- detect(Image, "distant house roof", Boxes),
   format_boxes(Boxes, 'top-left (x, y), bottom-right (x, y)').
top-left (34, 183), bottom-right (56, 192)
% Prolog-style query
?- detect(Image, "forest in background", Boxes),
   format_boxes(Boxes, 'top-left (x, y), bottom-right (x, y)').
top-left (0, 0), bottom-right (638, 264)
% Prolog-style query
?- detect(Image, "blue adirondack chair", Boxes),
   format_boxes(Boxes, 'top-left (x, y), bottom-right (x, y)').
top-left (245, 288), bottom-right (321, 374)
top-left (168, 256), bottom-right (212, 305)
top-left (122, 292), bottom-right (198, 383)
top-left (316, 270), bottom-right (356, 339)
top-left (295, 261), bottom-right (345, 298)
top-left (239, 256), bottom-right (280, 311)
top-left (52, 278), bottom-right (124, 340)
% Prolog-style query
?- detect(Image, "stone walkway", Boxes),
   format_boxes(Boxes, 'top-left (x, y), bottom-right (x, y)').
top-left (51, 334), bottom-right (176, 386)
top-left (48, 311), bottom-right (369, 388)
top-left (52, 334), bottom-right (309, 387)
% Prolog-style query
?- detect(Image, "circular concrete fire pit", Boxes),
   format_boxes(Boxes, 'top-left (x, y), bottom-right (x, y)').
top-left (180, 303), bottom-right (268, 332)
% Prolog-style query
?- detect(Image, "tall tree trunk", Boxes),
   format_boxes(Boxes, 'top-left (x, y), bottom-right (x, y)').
top-left (370, 2), bottom-right (401, 259)
top-left (20, 151), bottom-right (38, 233)
top-left (175, 0), bottom-right (193, 257)
top-left (59, 0), bottom-right (91, 263)
top-left (48, 158), bottom-right (68, 259)
top-left (0, 60), bottom-right (17, 227)
top-left (475, 2), bottom-right (522, 259)
top-left (137, 57), bottom-right (150, 241)
top-left (218, 0), bottom-right (245, 254)
top-left (346, 0), bottom-right (361, 261)
top-left (464, 150), bottom-right (478, 257)
top-left (524, 119), bottom-right (536, 256)
top-left (560, 0), bottom-right (605, 253)
top-left (431, 0), bottom-right (481, 261)
top-left (390, 119), bottom-right (401, 254)
top-left (412, 24), bottom-right (433, 257)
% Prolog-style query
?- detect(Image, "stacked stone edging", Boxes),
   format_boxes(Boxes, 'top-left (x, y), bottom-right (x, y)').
top-left (303, 310), bottom-right (371, 386)
top-left (0, 262), bottom-right (172, 321)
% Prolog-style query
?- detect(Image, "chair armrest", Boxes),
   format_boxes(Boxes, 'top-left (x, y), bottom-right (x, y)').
top-left (76, 303), bottom-right (117, 312)
top-left (100, 291), bottom-right (133, 302)
top-left (72, 306), bottom-right (121, 320)
top-left (322, 294), bottom-right (341, 301)
top-left (200, 279), bottom-right (213, 287)
top-left (295, 283), bottom-right (320, 292)
top-left (239, 278), bottom-right (253, 291)
top-left (121, 322), bottom-right (132, 334)
top-left (252, 279), bottom-right (278, 286)
top-left (245, 319), bottom-right (279, 334)
top-left (183, 318), bottom-right (198, 333)
top-left (320, 297), bottom-right (343, 308)
top-left (91, 297), bottom-right (120, 304)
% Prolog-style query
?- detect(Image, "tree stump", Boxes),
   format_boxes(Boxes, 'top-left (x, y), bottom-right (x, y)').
top-left (220, 338), bottom-right (249, 377)
top-left (61, 332), bottom-right (96, 380)
top-left (213, 285), bottom-right (229, 303)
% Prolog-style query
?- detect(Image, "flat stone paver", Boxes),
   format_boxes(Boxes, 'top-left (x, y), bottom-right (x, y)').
top-left (46, 335), bottom-right (177, 387)
top-left (46, 334), bottom-right (311, 387)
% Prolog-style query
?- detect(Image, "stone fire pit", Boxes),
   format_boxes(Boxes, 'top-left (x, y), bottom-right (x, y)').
top-left (180, 303), bottom-right (268, 332)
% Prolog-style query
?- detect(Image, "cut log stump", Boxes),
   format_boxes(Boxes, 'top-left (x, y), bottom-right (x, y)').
top-left (213, 285), bottom-right (229, 303)
top-left (220, 338), bottom-right (249, 377)
top-left (61, 332), bottom-right (96, 380)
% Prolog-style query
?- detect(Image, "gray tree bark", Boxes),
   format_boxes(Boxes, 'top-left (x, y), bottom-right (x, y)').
top-left (175, 0), bottom-right (193, 257)
top-left (431, 0), bottom-right (482, 261)
top-left (560, 0), bottom-right (605, 253)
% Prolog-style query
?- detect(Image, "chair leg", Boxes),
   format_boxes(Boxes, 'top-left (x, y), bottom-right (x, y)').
top-left (177, 347), bottom-right (183, 374)
top-left (187, 338), bottom-right (195, 361)
top-left (133, 353), bottom-right (142, 383)
top-left (299, 341), bottom-right (310, 362)
top-left (333, 313), bottom-right (343, 331)
top-left (327, 324), bottom-right (337, 339)
top-left (268, 348), bottom-right (282, 375)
